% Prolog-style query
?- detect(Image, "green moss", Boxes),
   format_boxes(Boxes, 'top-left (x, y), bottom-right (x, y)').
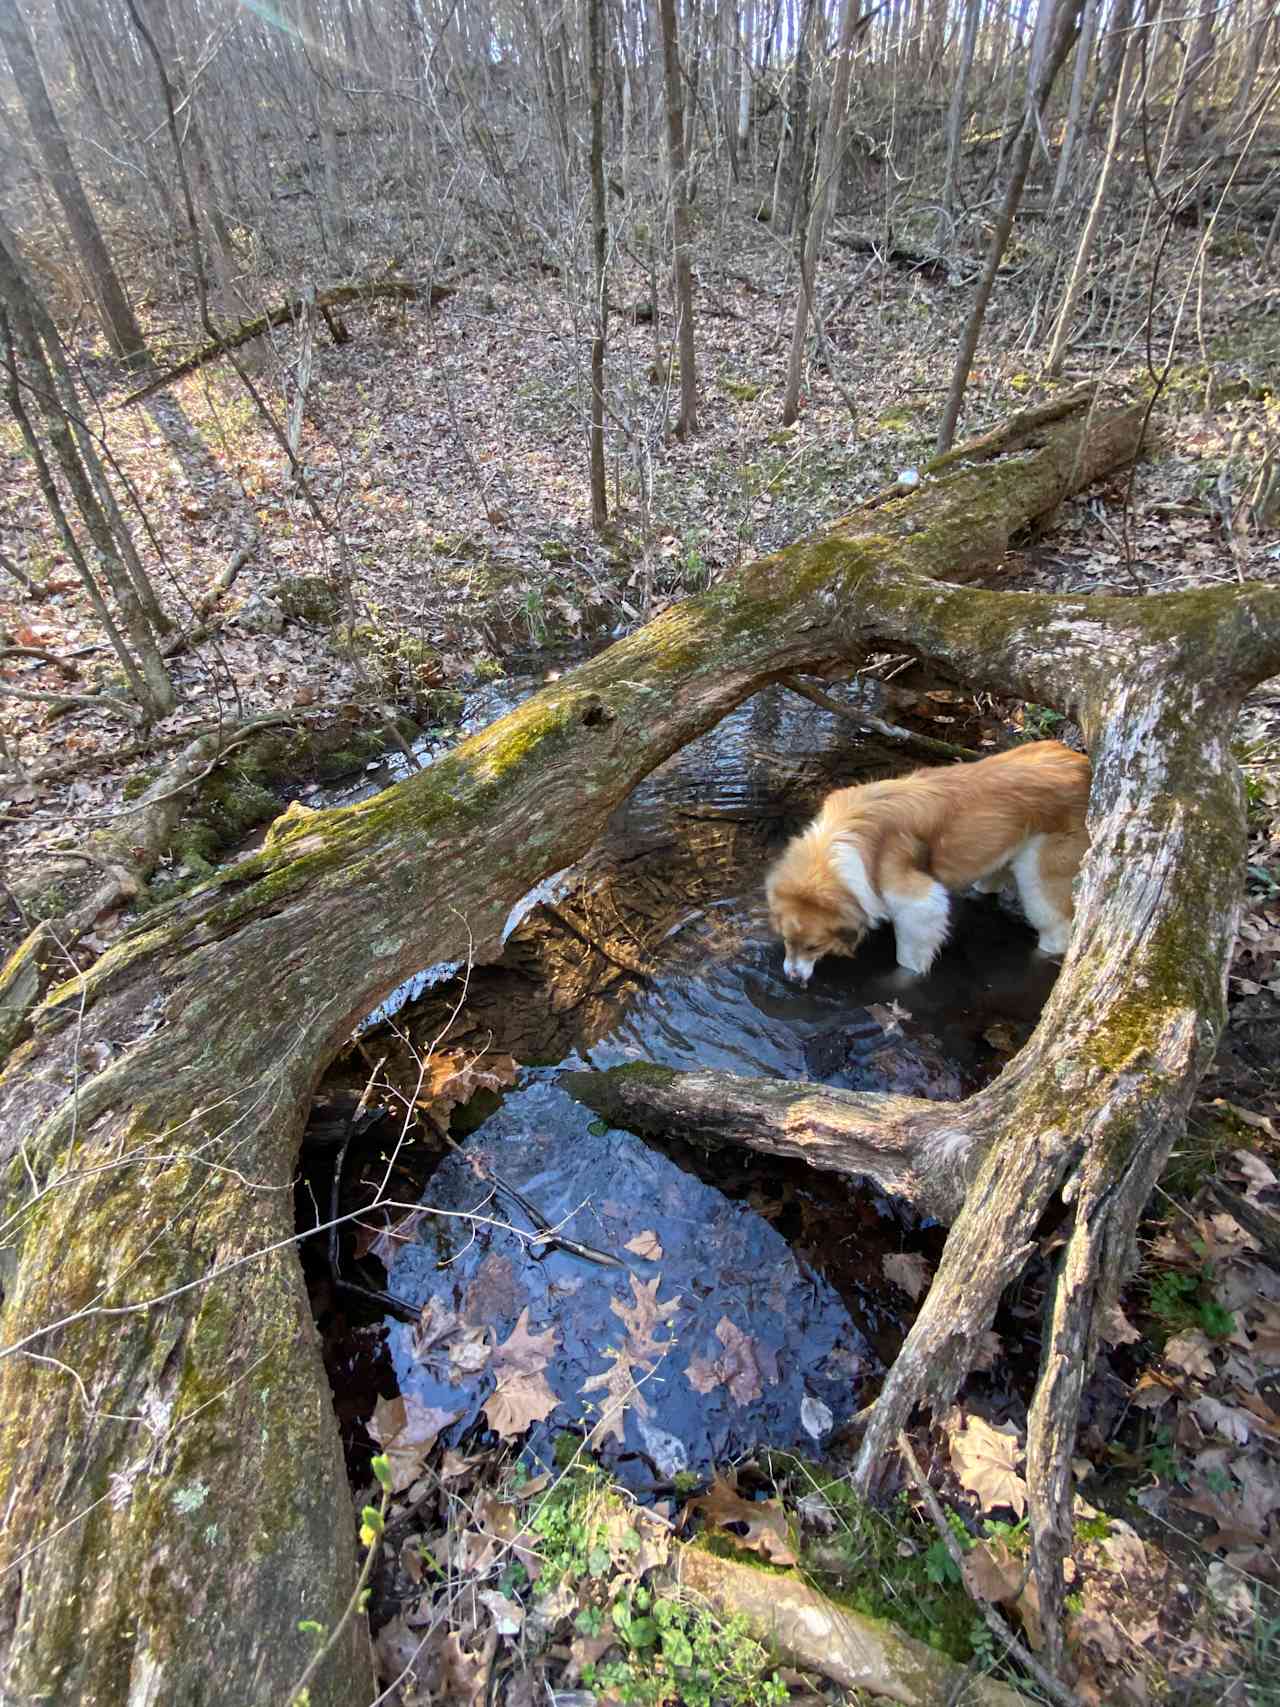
top-left (722, 378), bottom-right (764, 402)
top-left (122, 768), bottom-right (159, 803)
top-left (272, 573), bottom-right (341, 625)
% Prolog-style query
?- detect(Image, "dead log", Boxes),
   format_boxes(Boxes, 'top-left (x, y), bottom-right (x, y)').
top-left (1, 392), bottom-right (1273, 1703)
top-left (116, 277), bottom-right (457, 407)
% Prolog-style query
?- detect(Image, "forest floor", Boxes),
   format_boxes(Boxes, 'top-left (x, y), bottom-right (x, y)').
top-left (3, 198), bottom-right (1280, 1703)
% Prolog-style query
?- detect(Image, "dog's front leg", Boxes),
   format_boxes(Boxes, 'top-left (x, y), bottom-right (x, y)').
top-left (887, 879), bottom-right (952, 974)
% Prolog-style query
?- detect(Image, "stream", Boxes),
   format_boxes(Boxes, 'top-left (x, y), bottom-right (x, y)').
top-left (303, 671), bottom-right (1061, 1490)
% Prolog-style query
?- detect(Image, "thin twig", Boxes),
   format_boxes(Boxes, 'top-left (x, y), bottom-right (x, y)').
top-left (897, 1430), bottom-right (1083, 1707)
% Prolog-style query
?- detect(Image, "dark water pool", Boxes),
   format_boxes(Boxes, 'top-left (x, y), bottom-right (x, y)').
top-left (307, 676), bottom-right (1059, 1486)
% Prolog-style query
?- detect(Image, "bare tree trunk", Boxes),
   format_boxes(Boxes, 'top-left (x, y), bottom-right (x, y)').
top-left (1049, 0), bottom-right (1100, 209)
top-left (588, 0), bottom-right (609, 526)
top-left (0, 0), bottom-right (146, 358)
top-left (1044, 25), bottom-right (1141, 375)
top-left (782, 0), bottom-right (862, 426)
top-left (1166, 0), bottom-right (1217, 156)
top-left (775, 0), bottom-right (817, 232)
top-left (940, 0), bottom-right (982, 219)
top-left (936, 0), bottom-right (1078, 453)
top-left (658, 0), bottom-right (699, 437)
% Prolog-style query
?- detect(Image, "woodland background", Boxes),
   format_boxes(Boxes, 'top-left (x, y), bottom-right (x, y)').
top-left (1, 0), bottom-right (1279, 1701)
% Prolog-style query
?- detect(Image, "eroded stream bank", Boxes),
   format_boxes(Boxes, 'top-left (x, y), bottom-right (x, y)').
top-left (299, 671), bottom-right (1064, 1485)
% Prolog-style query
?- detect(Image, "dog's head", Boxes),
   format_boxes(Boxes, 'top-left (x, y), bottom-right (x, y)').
top-left (765, 837), bottom-right (869, 984)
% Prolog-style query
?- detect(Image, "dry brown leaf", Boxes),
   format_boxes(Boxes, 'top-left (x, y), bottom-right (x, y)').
top-left (948, 1413), bottom-right (1028, 1517)
top-left (1130, 1370), bottom-right (1178, 1410)
top-left (485, 1369), bottom-right (560, 1439)
top-left (482, 1308), bottom-right (561, 1440)
top-left (684, 1474), bottom-right (798, 1565)
top-left (882, 1251), bottom-right (932, 1300)
top-left (624, 1229), bottom-right (663, 1259)
top-left (1099, 1302), bottom-right (1142, 1346)
top-left (368, 1394), bottom-right (461, 1493)
top-left (1163, 1329), bottom-right (1216, 1381)
top-left (1213, 1099), bottom-right (1278, 1140)
top-left (478, 1589), bottom-right (524, 1635)
top-left (416, 1051), bottom-right (519, 1134)
top-left (684, 1353), bottom-right (721, 1394)
top-left (448, 1325), bottom-right (492, 1379)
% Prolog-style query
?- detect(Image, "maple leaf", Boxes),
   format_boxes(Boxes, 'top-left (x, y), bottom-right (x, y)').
top-left (368, 1394), bottom-right (461, 1492)
top-left (948, 1413), bottom-right (1028, 1517)
top-left (624, 1229), bottom-right (663, 1259)
top-left (483, 1309), bottom-right (561, 1441)
top-left (883, 1251), bottom-right (932, 1300)
top-left (684, 1475), bottom-right (797, 1565)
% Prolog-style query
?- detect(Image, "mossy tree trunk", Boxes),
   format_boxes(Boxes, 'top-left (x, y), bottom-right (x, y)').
top-left (3, 391), bottom-right (1274, 1702)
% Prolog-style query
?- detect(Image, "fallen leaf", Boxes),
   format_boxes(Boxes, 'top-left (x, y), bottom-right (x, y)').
top-left (448, 1325), bottom-right (492, 1379)
top-left (478, 1590), bottom-right (524, 1635)
top-left (882, 1251), bottom-right (932, 1300)
top-left (625, 1229), bottom-right (663, 1259)
top-left (1213, 1099), bottom-right (1278, 1140)
top-left (714, 1316), bottom-right (766, 1405)
top-left (1192, 1395), bottom-right (1255, 1444)
top-left (484, 1309), bottom-right (561, 1440)
top-left (581, 1344), bottom-right (651, 1445)
top-left (801, 1392), bottom-right (834, 1439)
top-left (948, 1413), bottom-right (1028, 1517)
top-left (368, 1394), bottom-right (461, 1492)
top-left (416, 1051), bottom-right (519, 1134)
top-left (611, 1273), bottom-right (681, 1360)
top-left (1099, 1302), bottom-right (1142, 1346)
top-left (684, 1475), bottom-right (797, 1565)
top-left (1163, 1330), bottom-right (1216, 1381)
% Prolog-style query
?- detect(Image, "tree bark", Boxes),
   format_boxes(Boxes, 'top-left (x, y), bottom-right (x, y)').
top-left (0, 0), bottom-right (146, 359)
top-left (658, 0), bottom-right (699, 437)
top-left (4, 393), bottom-right (1277, 1703)
top-left (1044, 25), bottom-right (1141, 375)
top-left (936, 0), bottom-right (1079, 452)
top-left (782, 0), bottom-right (863, 427)
top-left (588, 0), bottom-right (609, 527)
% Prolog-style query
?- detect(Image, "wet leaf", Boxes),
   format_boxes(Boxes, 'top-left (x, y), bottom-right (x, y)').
top-left (416, 1051), bottom-right (519, 1134)
top-left (484, 1309), bottom-right (561, 1440)
top-left (800, 1392), bottom-right (833, 1440)
top-left (625, 1229), bottom-right (663, 1259)
top-left (684, 1474), bottom-right (797, 1565)
top-left (882, 1252), bottom-right (932, 1300)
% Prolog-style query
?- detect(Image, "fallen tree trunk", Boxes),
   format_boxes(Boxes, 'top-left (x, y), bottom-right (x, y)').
top-left (116, 277), bottom-right (457, 407)
top-left (1, 391), bottom-right (1273, 1703)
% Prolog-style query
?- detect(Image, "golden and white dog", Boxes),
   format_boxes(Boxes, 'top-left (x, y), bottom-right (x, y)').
top-left (765, 740), bottom-right (1090, 982)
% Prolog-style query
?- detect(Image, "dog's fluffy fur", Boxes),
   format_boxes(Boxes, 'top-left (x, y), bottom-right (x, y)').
top-left (765, 740), bottom-right (1091, 981)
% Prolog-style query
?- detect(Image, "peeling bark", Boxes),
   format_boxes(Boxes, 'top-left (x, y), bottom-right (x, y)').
top-left (2, 393), bottom-right (1275, 1702)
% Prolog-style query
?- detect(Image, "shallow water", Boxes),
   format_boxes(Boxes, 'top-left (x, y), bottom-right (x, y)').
top-left (315, 676), bottom-right (1059, 1482)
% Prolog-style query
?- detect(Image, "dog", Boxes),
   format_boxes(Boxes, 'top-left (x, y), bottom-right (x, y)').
top-left (765, 740), bottom-right (1090, 982)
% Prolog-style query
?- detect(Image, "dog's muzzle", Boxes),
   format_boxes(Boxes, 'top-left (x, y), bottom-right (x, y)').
top-left (782, 953), bottom-right (816, 985)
